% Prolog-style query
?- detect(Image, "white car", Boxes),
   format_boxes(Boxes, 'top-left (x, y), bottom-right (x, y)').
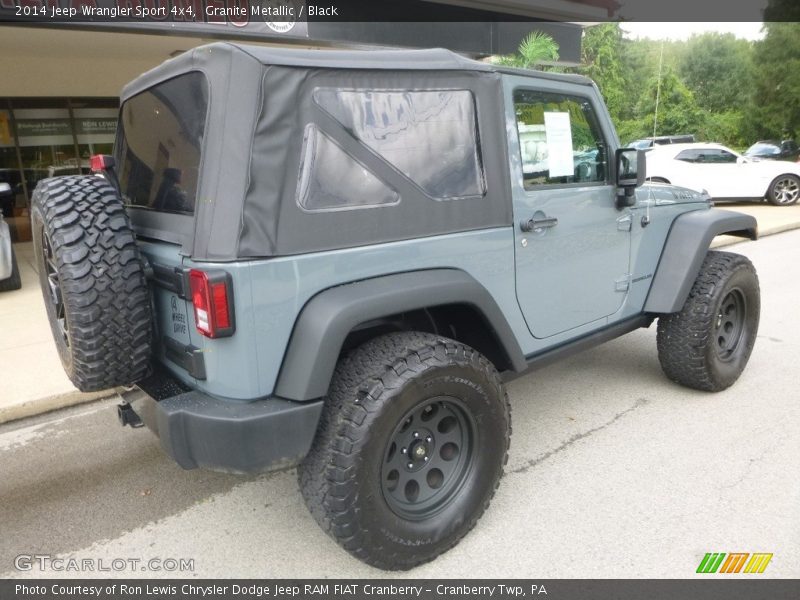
top-left (645, 143), bottom-right (800, 206)
top-left (0, 181), bottom-right (21, 291)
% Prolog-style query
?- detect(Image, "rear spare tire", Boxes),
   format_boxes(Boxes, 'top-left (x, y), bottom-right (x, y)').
top-left (31, 176), bottom-right (152, 392)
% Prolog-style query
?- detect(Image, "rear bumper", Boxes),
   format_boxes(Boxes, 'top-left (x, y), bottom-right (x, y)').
top-left (121, 370), bottom-right (323, 474)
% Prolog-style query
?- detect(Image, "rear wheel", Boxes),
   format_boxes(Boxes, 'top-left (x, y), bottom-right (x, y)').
top-left (298, 332), bottom-right (511, 570)
top-left (31, 176), bottom-right (152, 392)
top-left (657, 251), bottom-right (759, 392)
top-left (766, 174), bottom-right (800, 205)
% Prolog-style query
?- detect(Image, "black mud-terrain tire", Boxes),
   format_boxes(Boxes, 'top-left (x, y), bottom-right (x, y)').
top-left (298, 332), bottom-right (511, 570)
top-left (657, 251), bottom-right (759, 392)
top-left (0, 245), bottom-right (21, 291)
top-left (766, 173), bottom-right (800, 206)
top-left (31, 176), bottom-right (152, 392)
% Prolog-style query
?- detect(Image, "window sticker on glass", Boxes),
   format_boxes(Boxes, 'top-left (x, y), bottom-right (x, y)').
top-left (543, 112), bottom-right (574, 177)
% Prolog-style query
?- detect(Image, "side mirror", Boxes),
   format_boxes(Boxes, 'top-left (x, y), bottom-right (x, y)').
top-left (615, 148), bottom-right (646, 208)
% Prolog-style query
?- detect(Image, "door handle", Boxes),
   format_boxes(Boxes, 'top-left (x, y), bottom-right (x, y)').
top-left (520, 215), bottom-right (558, 232)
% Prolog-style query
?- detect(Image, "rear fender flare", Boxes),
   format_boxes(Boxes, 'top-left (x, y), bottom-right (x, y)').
top-left (274, 269), bottom-right (526, 401)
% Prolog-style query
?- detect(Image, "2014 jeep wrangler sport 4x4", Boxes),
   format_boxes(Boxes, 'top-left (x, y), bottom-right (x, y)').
top-left (31, 43), bottom-right (759, 570)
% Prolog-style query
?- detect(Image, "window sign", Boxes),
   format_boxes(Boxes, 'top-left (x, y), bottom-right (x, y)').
top-left (13, 109), bottom-right (74, 147)
top-left (543, 111), bottom-right (573, 177)
top-left (73, 108), bottom-right (118, 144)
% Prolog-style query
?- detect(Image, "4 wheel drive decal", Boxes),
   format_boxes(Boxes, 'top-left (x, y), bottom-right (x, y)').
top-left (696, 552), bottom-right (773, 574)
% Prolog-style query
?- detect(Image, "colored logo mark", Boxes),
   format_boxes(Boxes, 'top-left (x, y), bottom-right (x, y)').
top-left (697, 552), bottom-right (773, 574)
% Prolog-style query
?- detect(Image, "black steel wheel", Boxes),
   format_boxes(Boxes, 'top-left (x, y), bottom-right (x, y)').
top-left (381, 397), bottom-right (476, 520)
top-left (713, 289), bottom-right (746, 361)
top-left (657, 251), bottom-right (760, 392)
top-left (299, 332), bottom-right (510, 570)
top-left (40, 227), bottom-right (68, 347)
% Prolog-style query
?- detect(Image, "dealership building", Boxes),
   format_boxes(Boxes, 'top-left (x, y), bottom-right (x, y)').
top-left (0, 0), bottom-right (619, 242)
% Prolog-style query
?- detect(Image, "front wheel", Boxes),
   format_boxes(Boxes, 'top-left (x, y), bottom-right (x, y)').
top-left (766, 174), bottom-right (800, 205)
top-left (657, 251), bottom-right (760, 392)
top-left (298, 332), bottom-right (511, 570)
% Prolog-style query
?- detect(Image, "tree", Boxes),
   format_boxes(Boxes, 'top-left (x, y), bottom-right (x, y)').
top-left (493, 31), bottom-right (560, 69)
top-left (578, 24), bottom-right (626, 121)
top-left (635, 67), bottom-right (703, 137)
top-left (750, 22), bottom-right (800, 140)
top-left (679, 33), bottom-right (753, 114)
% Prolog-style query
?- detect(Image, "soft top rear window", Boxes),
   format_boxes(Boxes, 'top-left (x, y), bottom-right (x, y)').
top-left (116, 72), bottom-right (208, 216)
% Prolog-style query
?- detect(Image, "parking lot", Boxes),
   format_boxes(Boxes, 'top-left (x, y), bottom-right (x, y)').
top-left (1, 229), bottom-right (798, 579)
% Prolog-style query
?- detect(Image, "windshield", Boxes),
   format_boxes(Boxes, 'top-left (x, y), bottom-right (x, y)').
top-left (745, 142), bottom-right (780, 156)
top-left (629, 139), bottom-right (652, 150)
top-left (116, 72), bottom-right (208, 216)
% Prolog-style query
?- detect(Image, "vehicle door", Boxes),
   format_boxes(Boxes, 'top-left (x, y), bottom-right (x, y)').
top-left (504, 77), bottom-right (631, 339)
top-left (692, 148), bottom-right (744, 197)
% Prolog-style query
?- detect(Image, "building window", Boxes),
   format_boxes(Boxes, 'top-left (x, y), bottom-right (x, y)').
top-left (0, 97), bottom-right (118, 242)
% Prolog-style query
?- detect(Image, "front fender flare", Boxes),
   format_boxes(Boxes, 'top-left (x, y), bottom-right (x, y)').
top-left (274, 269), bottom-right (526, 401)
top-left (644, 208), bottom-right (757, 314)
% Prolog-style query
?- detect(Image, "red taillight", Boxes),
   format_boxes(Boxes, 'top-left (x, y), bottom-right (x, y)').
top-left (189, 269), bottom-right (235, 338)
top-left (90, 154), bottom-right (115, 173)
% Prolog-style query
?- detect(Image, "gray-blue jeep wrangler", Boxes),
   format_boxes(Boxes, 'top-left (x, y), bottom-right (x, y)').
top-left (31, 43), bottom-right (759, 570)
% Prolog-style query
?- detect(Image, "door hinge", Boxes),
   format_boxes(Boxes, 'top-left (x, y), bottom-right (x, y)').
top-left (616, 213), bottom-right (633, 231)
top-left (615, 274), bottom-right (631, 292)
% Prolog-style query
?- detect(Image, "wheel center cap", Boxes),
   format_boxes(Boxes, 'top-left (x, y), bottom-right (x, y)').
top-left (411, 441), bottom-right (428, 460)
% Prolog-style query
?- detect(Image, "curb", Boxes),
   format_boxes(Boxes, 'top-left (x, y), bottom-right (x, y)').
top-left (0, 389), bottom-right (117, 426)
top-left (711, 221), bottom-right (800, 248)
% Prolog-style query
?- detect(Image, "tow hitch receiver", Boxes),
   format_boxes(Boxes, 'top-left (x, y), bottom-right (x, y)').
top-left (118, 401), bottom-right (144, 428)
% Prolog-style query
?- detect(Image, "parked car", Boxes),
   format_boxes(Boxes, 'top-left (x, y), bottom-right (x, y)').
top-left (743, 139), bottom-right (800, 163)
top-left (0, 181), bottom-right (21, 291)
top-left (646, 142), bottom-right (800, 205)
top-left (629, 134), bottom-right (696, 150)
top-left (31, 44), bottom-right (760, 570)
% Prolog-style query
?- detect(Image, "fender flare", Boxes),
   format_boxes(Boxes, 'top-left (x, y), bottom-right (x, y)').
top-left (274, 269), bottom-right (527, 401)
top-left (643, 208), bottom-right (757, 314)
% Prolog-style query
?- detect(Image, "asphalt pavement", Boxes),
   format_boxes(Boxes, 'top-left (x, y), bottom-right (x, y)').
top-left (1, 230), bottom-right (798, 579)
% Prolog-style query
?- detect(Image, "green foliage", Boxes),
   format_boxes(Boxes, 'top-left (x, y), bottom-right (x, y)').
top-left (578, 24), bottom-right (626, 121)
top-left (494, 31), bottom-right (560, 69)
top-left (500, 21), bottom-right (799, 149)
top-left (750, 22), bottom-right (800, 140)
top-left (680, 33), bottom-right (753, 113)
top-left (568, 23), bottom-right (800, 148)
top-left (636, 67), bottom-right (703, 136)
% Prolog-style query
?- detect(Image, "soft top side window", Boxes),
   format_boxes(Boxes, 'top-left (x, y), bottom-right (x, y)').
top-left (313, 89), bottom-right (485, 200)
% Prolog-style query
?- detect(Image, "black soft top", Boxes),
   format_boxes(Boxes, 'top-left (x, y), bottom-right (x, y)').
top-left (120, 43), bottom-right (595, 261)
top-left (122, 42), bottom-right (592, 101)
